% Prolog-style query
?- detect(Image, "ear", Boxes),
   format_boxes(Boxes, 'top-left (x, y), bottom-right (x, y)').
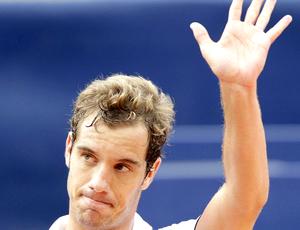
top-left (141, 157), bottom-right (161, 190)
top-left (65, 132), bottom-right (73, 168)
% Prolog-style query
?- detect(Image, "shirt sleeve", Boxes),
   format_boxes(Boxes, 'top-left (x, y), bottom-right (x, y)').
top-left (49, 215), bottom-right (68, 230)
top-left (158, 219), bottom-right (198, 230)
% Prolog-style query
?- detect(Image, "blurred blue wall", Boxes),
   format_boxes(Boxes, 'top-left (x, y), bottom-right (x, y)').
top-left (0, 1), bottom-right (299, 229)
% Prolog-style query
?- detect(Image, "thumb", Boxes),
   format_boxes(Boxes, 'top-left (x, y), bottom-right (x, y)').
top-left (190, 22), bottom-right (213, 47)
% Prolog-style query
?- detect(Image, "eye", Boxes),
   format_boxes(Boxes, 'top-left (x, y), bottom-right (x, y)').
top-left (83, 154), bottom-right (91, 160)
top-left (114, 163), bottom-right (130, 173)
top-left (81, 153), bottom-right (96, 164)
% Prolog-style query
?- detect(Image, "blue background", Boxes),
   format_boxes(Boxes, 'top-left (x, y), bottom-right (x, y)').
top-left (0, 1), bottom-right (299, 229)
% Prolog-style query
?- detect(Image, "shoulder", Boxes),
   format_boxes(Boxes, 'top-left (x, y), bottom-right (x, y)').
top-left (133, 213), bottom-right (153, 230)
top-left (49, 215), bottom-right (68, 230)
top-left (158, 219), bottom-right (199, 230)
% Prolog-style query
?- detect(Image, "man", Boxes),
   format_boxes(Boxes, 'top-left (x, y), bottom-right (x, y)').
top-left (50, 0), bottom-right (292, 229)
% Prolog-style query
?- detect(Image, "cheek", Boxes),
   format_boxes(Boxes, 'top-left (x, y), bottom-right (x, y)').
top-left (113, 178), bottom-right (144, 210)
top-left (67, 165), bottom-right (89, 198)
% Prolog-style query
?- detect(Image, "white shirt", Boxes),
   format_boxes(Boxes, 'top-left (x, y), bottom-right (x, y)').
top-left (49, 213), bottom-right (197, 230)
top-left (158, 219), bottom-right (197, 230)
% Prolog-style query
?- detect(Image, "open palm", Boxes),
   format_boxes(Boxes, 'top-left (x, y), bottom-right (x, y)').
top-left (191, 0), bottom-right (292, 87)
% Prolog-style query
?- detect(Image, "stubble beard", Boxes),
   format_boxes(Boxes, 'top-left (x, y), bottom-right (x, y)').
top-left (72, 202), bottom-right (117, 230)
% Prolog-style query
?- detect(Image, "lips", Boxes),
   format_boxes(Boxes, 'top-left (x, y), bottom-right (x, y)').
top-left (83, 196), bottom-right (113, 210)
top-left (81, 190), bottom-right (114, 208)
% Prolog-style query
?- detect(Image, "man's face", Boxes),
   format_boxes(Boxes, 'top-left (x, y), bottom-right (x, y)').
top-left (65, 116), bottom-right (160, 229)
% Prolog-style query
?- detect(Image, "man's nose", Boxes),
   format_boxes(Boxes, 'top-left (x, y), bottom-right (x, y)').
top-left (89, 164), bottom-right (111, 193)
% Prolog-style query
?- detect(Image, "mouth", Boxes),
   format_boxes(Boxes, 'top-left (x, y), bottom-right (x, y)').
top-left (81, 195), bottom-right (114, 211)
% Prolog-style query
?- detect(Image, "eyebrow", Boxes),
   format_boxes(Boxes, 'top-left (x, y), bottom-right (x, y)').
top-left (76, 145), bottom-right (95, 154)
top-left (118, 158), bottom-right (142, 167)
top-left (76, 145), bottom-right (142, 167)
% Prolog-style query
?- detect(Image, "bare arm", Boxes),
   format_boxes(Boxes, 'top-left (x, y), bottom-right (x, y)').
top-left (190, 0), bottom-right (292, 229)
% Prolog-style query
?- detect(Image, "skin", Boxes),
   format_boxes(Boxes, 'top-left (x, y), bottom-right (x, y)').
top-left (61, 0), bottom-right (292, 229)
top-left (189, 0), bottom-right (292, 229)
top-left (64, 117), bottom-right (161, 230)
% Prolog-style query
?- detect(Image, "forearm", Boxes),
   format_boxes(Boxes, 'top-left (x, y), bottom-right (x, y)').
top-left (220, 81), bottom-right (269, 212)
top-left (191, 0), bottom-right (292, 228)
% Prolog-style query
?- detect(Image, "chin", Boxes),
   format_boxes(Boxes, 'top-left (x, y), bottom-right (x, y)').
top-left (76, 209), bottom-right (112, 229)
top-left (72, 196), bottom-right (110, 225)
top-left (74, 201), bottom-right (125, 230)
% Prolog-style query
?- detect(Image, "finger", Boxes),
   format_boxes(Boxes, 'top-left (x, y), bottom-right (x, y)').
top-left (190, 22), bottom-right (214, 48)
top-left (244, 0), bottom-right (264, 24)
top-left (228, 0), bottom-right (244, 21)
top-left (266, 15), bottom-right (292, 43)
top-left (256, 0), bottom-right (277, 30)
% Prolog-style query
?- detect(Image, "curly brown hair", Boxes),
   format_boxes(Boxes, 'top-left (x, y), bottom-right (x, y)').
top-left (70, 74), bottom-right (175, 173)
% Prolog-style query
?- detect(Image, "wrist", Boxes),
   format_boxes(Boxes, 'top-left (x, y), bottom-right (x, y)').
top-left (219, 80), bottom-right (257, 95)
top-left (219, 80), bottom-right (259, 111)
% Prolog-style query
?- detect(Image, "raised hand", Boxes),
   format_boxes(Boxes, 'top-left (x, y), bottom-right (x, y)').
top-left (190, 0), bottom-right (292, 87)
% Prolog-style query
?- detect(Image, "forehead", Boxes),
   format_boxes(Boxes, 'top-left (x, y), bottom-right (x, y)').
top-left (75, 116), bottom-right (149, 160)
